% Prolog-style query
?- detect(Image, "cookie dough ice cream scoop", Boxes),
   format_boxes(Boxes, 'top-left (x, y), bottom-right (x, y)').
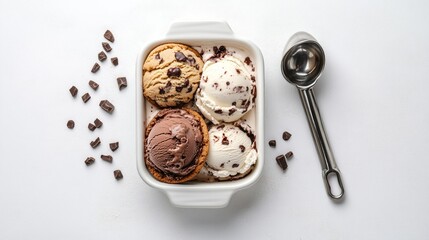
top-left (195, 56), bottom-right (256, 124)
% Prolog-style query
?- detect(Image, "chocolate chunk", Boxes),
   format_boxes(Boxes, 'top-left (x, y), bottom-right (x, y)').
top-left (85, 157), bottom-right (95, 166)
top-left (109, 142), bottom-right (119, 152)
top-left (175, 86), bottom-right (183, 92)
top-left (268, 140), bottom-right (276, 147)
top-left (88, 80), bottom-right (99, 90)
top-left (183, 79), bottom-right (189, 87)
top-left (276, 155), bottom-right (288, 170)
top-left (81, 93), bottom-right (91, 103)
top-left (88, 123), bottom-right (96, 131)
top-left (91, 63), bottom-right (100, 73)
top-left (101, 154), bottom-right (113, 163)
top-left (167, 67), bottom-right (181, 77)
top-left (244, 57), bottom-right (252, 65)
top-left (104, 30), bottom-right (115, 43)
top-left (239, 145), bottom-right (245, 152)
top-left (99, 100), bottom-right (115, 113)
top-left (229, 108), bottom-right (236, 116)
top-left (111, 57), bottom-right (118, 66)
top-left (98, 51), bottom-right (107, 61)
top-left (67, 120), bottom-right (75, 129)
top-left (117, 77), bottom-right (127, 90)
top-left (94, 118), bottom-right (103, 128)
top-left (285, 151), bottom-right (294, 160)
top-left (114, 170), bottom-right (123, 180)
top-left (175, 52), bottom-right (187, 62)
top-left (159, 88), bottom-right (165, 94)
top-left (232, 163), bottom-right (239, 168)
top-left (102, 42), bottom-right (112, 52)
top-left (215, 109), bottom-right (222, 114)
top-left (90, 137), bottom-right (101, 148)
top-left (69, 86), bottom-right (78, 97)
top-left (186, 86), bottom-right (193, 93)
top-left (219, 46), bottom-right (226, 53)
top-left (222, 134), bottom-right (229, 145)
top-left (282, 131), bottom-right (292, 141)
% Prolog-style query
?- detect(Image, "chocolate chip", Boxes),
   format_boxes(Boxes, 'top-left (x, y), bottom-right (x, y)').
top-left (114, 170), bottom-right (123, 180)
top-left (226, 81), bottom-right (230, 86)
top-left (186, 86), bottom-right (193, 93)
top-left (90, 137), bottom-right (101, 148)
top-left (88, 80), bottom-right (99, 90)
top-left (85, 157), bottom-right (95, 166)
top-left (213, 135), bottom-right (219, 142)
top-left (81, 93), bottom-right (91, 103)
top-left (159, 58), bottom-right (164, 64)
top-left (183, 79), bottom-right (189, 87)
top-left (155, 53), bottom-right (160, 59)
top-left (233, 86), bottom-right (243, 93)
top-left (220, 163), bottom-right (224, 168)
top-left (232, 163), bottom-right (239, 168)
top-left (187, 57), bottom-right (196, 65)
top-left (98, 51), bottom-right (107, 61)
top-left (219, 46), bottom-right (226, 53)
top-left (239, 145), bottom-right (245, 152)
top-left (212, 82), bottom-right (218, 89)
top-left (276, 155), bottom-right (288, 170)
top-left (164, 81), bottom-right (172, 92)
top-left (244, 57), bottom-right (252, 65)
top-left (167, 67), bottom-right (181, 77)
top-left (175, 52), bottom-right (187, 62)
top-left (110, 142), bottom-right (119, 152)
top-left (215, 109), bottom-right (222, 114)
top-left (159, 88), bottom-right (165, 94)
top-left (102, 42), bottom-right (112, 52)
top-left (222, 134), bottom-right (229, 145)
top-left (67, 120), bottom-right (75, 129)
top-left (88, 123), bottom-right (96, 131)
top-left (91, 63), bottom-right (100, 73)
top-left (213, 46), bottom-right (219, 54)
top-left (117, 77), bottom-right (127, 90)
top-left (251, 75), bottom-right (256, 82)
top-left (175, 86), bottom-right (183, 92)
top-left (104, 30), bottom-right (115, 43)
top-left (268, 140), bottom-right (276, 147)
top-left (69, 86), bottom-right (78, 97)
top-left (285, 151), bottom-right (294, 160)
top-left (111, 57), bottom-right (118, 66)
top-left (236, 68), bottom-right (241, 74)
top-left (282, 131), bottom-right (292, 141)
top-left (229, 108), bottom-right (236, 116)
top-left (232, 101), bottom-right (236, 106)
top-left (99, 100), bottom-right (115, 113)
top-left (101, 155), bottom-right (113, 163)
top-left (94, 118), bottom-right (103, 128)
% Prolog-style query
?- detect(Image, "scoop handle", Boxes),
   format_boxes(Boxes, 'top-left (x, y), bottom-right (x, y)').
top-left (298, 88), bottom-right (344, 199)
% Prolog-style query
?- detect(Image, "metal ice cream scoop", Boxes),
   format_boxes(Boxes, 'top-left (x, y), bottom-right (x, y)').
top-left (281, 32), bottom-right (344, 199)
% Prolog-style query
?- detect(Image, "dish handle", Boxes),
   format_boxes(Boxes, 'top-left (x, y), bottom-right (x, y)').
top-left (165, 189), bottom-right (235, 208)
top-left (166, 21), bottom-right (234, 38)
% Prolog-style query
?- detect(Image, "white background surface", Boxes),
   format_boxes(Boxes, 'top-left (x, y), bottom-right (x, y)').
top-left (1, 0), bottom-right (429, 239)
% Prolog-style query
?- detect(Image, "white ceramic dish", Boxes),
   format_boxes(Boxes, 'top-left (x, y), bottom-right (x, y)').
top-left (136, 21), bottom-right (264, 208)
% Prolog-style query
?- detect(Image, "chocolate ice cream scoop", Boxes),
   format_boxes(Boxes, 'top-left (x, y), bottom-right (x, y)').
top-left (145, 108), bottom-right (209, 183)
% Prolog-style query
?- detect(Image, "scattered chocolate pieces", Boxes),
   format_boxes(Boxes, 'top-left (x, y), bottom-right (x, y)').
top-left (276, 155), bottom-right (288, 170)
top-left (81, 93), bottom-right (91, 103)
top-left (114, 170), bottom-right (123, 180)
top-left (90, 137), bottom-right (101, 148)
top-left (69, 86), bottom-right (78, 97)
top-left (67, 120), bottom-right (75, 129)
top-left (101, 155), bottom-right (113, 163)
top-left (85, 157), bottom-right (95, 166)
top-left (91, 63), bottom-right (100, 73)
top-left (111, 57), bottom-right (118, 66)
top-left (99, 100), bottom-right (115, 113)
top-left (285, 151), bottom-right (294, 160)
top-left (98, 51), bottom-right (107, 61)
top-left (102, 42), bottom-right (112, 52)
top-left (268, 140), bottom-right (276, 147)
top-left (104, 30), bottom-right (115, 43)
top-left (117, 77), bottom-right (127, 90)
top-left (88, 123), bottom-right (96, 131)
top-left (109, 142), bottom-right (119, 152)
top-left (283, 131), bottom-right (292, 141)
top-left (88, 80), bottom-right (99, 90)
top-left (94, 118), bottom-right (103, 128)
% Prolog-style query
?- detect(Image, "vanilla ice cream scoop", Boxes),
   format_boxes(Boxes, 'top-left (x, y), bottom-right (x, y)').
top-left (198, 122), bottom-right (257, 180)
top-left (195, 56), bottom-right (256, 124)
